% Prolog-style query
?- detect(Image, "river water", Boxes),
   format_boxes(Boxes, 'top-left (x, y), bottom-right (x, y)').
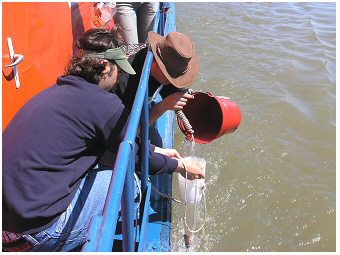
top-left (170, 2), bottom-right (336, 252)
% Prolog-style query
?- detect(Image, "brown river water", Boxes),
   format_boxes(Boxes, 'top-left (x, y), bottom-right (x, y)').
top-left (170, 2), bottom-right (336, 252)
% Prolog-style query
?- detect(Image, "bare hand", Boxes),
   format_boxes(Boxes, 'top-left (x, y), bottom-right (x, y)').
top-left (94, 3), bottom-right (103, 17)
top-left (161, 8), bottom-right (170, 14)
top-left (154, 147), bottom-right (183, 160)
top-left (176, 160), bottom-right (205, 180)
top-left (162, 92), bottom-right (194, 111)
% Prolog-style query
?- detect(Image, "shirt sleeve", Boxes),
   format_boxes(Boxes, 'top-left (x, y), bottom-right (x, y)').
top-left (101, 101), bottom-right (177, 175)
top-left (148, 144), bottom-right (178, 175)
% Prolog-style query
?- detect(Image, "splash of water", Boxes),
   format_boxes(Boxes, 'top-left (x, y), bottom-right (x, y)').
top-left (183, 135), bottom-right (207, 160)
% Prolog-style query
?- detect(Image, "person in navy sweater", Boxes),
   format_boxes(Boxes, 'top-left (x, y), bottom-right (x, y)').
top-left (100, 30), bottom-right (199, 167)
top-left (2, 28), bottom-right (204, 252)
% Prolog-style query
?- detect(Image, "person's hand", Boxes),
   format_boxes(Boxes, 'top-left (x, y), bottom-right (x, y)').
top-left (162, 92), bottom-right (194, 111)
top-left (154, 147), bottom-right (183, 160)
top-left (94, 2), bottom-right (104, 17)
top-left (161, 7), bottom-right (170, 14)
top-left (175, 160), bottom-right (205, 180)
top-left (147, 92), bottom-right (193, 130)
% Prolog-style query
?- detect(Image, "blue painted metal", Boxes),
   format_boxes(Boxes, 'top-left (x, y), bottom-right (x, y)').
top-left (145, 4), bottom-right (176, 252)
top-left (82, 141), bottom-right (131, 252)
top-left (140, 52), bottom-right (152, 194)
top-left (137, 182), bottom-right (152, 252)
top-left (82, 3), bottom-right (176, 252)
top-left (121, 145), bottom-right (135, 252)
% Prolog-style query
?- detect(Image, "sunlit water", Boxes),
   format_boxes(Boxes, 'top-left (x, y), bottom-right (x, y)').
top-left (171, 2), bottom-right (336, 252)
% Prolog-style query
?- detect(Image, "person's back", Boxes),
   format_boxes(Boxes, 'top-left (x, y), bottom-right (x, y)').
top-left (2, 29), bottom-right (137, 251)
top-left (3, 74), bottom-right (127, 232)
top-left (2, 28), bottom-right (204, 252)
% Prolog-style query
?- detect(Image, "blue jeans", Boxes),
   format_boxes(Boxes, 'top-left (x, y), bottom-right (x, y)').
top-left (22, 169), bottom-right (139, 252)
top-left (114, 2), bottom-right (160, 44)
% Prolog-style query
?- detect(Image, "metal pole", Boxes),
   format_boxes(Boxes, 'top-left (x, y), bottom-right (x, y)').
top-left (141, 84), bottom-right (149, 194)
top-left (121, 147), bottom-right (135, 252)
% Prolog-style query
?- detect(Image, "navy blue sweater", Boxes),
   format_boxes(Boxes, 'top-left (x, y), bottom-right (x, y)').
top-left (2, 75), bottom-right (178, 234)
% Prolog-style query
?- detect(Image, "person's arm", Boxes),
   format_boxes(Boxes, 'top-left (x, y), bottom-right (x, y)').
top-left (137, 92), bottom-right (194, 133)
top-left (153, 146), bottom-right (205, 180)
top-left (175, 158), bottom-right (205, 180)
top-left (149, 92), bottom-right (194, 125)
top-left (102, 102), bottom-right (204, 179)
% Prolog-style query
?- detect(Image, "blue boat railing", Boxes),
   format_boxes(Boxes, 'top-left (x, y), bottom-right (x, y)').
top-left (82, 3), bottom-right (176, 252)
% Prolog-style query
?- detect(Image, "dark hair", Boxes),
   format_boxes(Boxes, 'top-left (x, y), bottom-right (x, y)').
top-left (65, 28), bottom-right (122, 84)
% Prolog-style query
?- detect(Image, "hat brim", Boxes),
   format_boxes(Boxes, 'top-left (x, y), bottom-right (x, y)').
top-left (82, 47), bottom-right (136, 75)
top-left (148, 31), bottom-right (199, 88)
top-left (115, 58), bottom-right (136, 75)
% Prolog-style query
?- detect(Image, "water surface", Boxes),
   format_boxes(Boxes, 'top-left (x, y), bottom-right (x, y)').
top-left (171, 2), bottom-right (336, 252)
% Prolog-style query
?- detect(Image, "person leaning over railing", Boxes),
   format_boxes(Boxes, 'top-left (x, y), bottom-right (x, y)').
top-left (99, 30), bottom-right (199, 167)
top-left (2, 28), bottom-right (204, 252)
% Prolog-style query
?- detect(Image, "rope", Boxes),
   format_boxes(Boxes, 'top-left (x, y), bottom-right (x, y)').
top-left (177, 159), bottom-right (207, 234)
top-left (175, 89), bottom-right (195, 139)
top-left (134, 173), bottom-right (142, 249)
top-left (148, 174), bottom-right (207, 234)
top-left (149, 179), bottom-right (181, 203)
top-left (176, 110), bottom-right (194, 135)
top-left (146, 153), bottom-right (208, 235)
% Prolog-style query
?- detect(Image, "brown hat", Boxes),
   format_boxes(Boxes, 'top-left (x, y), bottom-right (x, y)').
top-left (148, 31), bottom-right (199, 88)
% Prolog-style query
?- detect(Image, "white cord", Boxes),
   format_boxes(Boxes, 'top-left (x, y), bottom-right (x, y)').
top-left (177, 159), bottom-right (207, 234)
top-left (134, 172), bottom-right (142, 248)
top-left (141, 157), bottom-right (207, 237)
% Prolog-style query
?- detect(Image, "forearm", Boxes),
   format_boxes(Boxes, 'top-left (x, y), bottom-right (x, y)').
top-left (148, 145), bottom-right (178, 175)
top-left (152, 146), bottom-right (205, 180)
top-left (136, 101), bottom-right (167, 134)
top-left (148, 102), bottom-right (168, 126)
top-left (136, 92), bottom-right (194, 133)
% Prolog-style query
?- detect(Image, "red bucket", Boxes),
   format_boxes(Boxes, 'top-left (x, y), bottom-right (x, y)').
top-left (178, 92), bottom-right (242, 144)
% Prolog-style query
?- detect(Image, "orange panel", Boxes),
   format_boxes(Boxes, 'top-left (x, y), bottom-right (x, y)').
top-left (2, 2), bottom-right (112, 131)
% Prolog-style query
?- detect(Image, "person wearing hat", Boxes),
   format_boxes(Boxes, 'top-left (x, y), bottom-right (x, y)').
top-left (147, 30), bottom-right (199, 127)
top-left (113, 30), bottom-right (198, 112)
top-left (2, 28), bottom-right (204, 252)
top-left (99, 30), bottom-right (199, 167)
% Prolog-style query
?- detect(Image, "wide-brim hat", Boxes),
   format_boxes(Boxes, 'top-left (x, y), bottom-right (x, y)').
top-left (148, 31), bottom-right (199, 88)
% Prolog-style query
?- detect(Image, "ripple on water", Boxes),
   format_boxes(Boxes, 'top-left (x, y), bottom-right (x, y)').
top-left (173, 2), bottom-right (335, 252)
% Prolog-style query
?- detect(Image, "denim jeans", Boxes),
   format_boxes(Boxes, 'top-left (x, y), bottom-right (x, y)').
top-left (21, 168), bottom-right (140, 252)
top-left (114, 2), bottom-right (160, 44)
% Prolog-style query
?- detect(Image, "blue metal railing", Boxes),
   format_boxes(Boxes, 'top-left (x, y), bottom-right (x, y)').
top-left (82, 3), bottom-right (176, 252)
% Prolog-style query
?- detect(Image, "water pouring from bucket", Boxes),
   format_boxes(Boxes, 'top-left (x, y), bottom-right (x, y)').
top-left (175, 91), bottom-right (241, 249)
